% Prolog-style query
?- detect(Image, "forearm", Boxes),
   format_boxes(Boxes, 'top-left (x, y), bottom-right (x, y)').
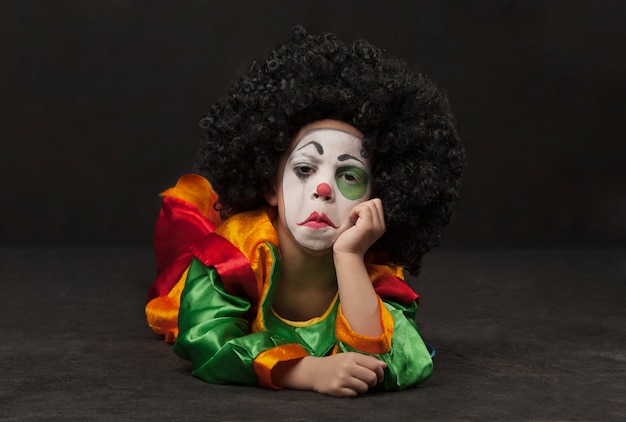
top-left (273, 353), bottom-right (387, 397)
top-left (334, 251), bottom-right (383, 337)
top-left (337, 300), bottom-right (433, 390)
top-left (272, 356), bottom-right (315, 391)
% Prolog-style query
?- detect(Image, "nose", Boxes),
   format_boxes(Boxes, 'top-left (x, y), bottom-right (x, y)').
top-left (314, 182), bottom-right (332, 200)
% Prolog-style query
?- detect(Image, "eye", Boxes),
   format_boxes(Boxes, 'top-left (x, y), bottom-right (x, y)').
top-left (335, 166), bottom-right (369, 200)
top-left (294, 165), bottom-right (314, 179)
top-left (338, 172), bottom-right (360, 184)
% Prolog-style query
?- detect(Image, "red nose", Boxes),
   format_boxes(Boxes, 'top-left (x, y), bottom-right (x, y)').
top-left (316, 183), bottom-right (332, 198)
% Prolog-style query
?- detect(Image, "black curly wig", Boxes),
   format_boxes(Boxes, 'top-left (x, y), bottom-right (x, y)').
top-left (196, 26), bottom-right (465, 274)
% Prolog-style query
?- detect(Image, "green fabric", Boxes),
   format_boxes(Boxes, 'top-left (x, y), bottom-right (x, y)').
top-left (338, 300), bottom-right (434, 391)
top-left (173, 257), bottom-right (294, 385)
top-left (174, 243), bottom-right (433, 389)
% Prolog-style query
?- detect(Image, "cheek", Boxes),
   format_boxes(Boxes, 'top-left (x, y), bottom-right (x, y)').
top-left (281, 172), bottom-right (305, 204)
top-left (334, 194), bottom-right (367, 228)
top-left (281, 171), bottom-right (312, 222)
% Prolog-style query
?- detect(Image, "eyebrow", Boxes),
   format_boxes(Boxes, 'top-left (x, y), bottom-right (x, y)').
top-left (295, 144), bottom-right (365, 165)
top-left (296, 141), bottom-right (324, 155)
top-left (338, 153), bottom-right (365, 165)
top-left (297, 127), bottom-right (361, 145)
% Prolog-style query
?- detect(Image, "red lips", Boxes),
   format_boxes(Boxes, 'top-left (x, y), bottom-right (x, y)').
top-left (297, 212), bottom-right (338, 228)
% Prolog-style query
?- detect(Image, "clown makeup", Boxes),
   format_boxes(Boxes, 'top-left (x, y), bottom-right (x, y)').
top-left (279, 120), bottom-right (372, 251)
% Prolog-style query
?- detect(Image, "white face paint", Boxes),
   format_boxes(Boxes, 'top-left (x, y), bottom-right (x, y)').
top-left (278, 120), bottom-right (372, 251)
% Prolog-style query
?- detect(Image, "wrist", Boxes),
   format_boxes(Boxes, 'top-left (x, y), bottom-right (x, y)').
top-left (333, 248), bottom-right (365, 264)
top-left (273, 356), bottom-right (316, 390)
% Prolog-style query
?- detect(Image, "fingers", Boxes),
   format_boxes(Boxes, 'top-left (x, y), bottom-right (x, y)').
top-left (331, 371), bottom-right (374, 397)
top-left (354, 353), bottom-right (386, 385)
top-left (368, 198), bottom-right (385, 230)
top-left (340, 354), bottom-right (386, 394)
top-left (372, 360), bottom-right (387, 384)
top-left (350, 198), bottom-right (385, 231)
top-left (337, 198), bottom-right (385, 255)
top-left (314, 353), bottom-right (387, 397)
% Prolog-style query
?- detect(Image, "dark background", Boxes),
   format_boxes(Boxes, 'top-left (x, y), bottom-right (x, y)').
top-left (2, 3), bottom-right (625, 419)
top-left (1, 0), bottom-right (624, 250)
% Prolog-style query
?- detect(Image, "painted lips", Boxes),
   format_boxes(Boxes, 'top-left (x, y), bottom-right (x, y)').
top-left (297, 212), bottom-right (338, 229)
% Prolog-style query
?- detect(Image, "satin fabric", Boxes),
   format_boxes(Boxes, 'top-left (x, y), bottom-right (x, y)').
top-left (174, 242), bottom-right (433, 390)
top-left (145, 267), bottom-right (189, 343)
top-left (146, 175), bottom-right (222, 342)
top-left (337, 302), bottom-right (434, 391)
top-left (148, 174), bottom-right (433, 389)
top-left (149, 174), bottom-right (221, 301)
top-left (174, 257), bottom-right (299, 385)
top-left (146, 175), bottom-right (420, 344)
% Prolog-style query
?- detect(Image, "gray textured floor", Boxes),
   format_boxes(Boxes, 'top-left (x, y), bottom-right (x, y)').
top-left (1, 248), bottom-right (625, 421)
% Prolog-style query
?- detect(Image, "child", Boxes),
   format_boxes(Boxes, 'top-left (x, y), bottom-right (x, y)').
top-left (145, 26), bottom-right (465, 397)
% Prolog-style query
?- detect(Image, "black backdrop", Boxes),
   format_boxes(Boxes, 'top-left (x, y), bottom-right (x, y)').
top-left (2, 0), bottom-right (624, 249)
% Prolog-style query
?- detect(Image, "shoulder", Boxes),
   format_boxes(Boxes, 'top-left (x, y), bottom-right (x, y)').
top-left (215, 206), bottom-right (279, 250)
top-left (189, 206), bottom-right (279, 303)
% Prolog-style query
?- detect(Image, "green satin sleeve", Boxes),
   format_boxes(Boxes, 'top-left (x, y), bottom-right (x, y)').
top-left (173, 258), bottom-right (292, 385)
top-left (337, 300), bottom-right (433, 391)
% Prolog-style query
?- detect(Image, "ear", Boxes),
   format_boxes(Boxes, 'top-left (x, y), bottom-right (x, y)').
top-left (264, 176), bottom-right (278, 206)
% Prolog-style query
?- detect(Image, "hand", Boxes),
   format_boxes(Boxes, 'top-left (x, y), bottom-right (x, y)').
top-left (276, 353), bottom-right (387, 397)
top-left (333, 198), bottom-right (386, 257)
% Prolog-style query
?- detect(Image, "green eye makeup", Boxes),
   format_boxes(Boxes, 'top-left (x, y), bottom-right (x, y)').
top-left (336, 166), bottom-right (369, 200)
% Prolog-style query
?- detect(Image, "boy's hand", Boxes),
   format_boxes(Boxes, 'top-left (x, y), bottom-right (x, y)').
top-left (333, 198), bottom-right (385, 257)
top-left (275, 353), bottom-right (386, 397)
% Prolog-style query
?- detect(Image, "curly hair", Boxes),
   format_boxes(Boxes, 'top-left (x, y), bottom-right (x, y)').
top-left (196, 26), bottom-right (465, 274)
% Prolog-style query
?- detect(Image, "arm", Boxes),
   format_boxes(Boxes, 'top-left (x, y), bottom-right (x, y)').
top-left (333, 198), bottom-right (386, 336)
top-left (337, 299), bottom-right (434, 391)
top-left (273, 199), bottom-right (398, 397)
top-left (173, 258), bottom-right (308, 385)
top-left (273, 353), bottom-right (386, 397)
top-left (273, 299), bottom-right (432, 395)
top-left (295, 199), bottom-right (430, 393)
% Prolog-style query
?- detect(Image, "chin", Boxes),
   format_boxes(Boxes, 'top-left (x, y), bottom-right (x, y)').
top-left (296, 239), bottom-right (336, 256)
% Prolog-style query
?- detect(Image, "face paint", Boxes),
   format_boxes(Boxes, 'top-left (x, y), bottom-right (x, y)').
top-left (336, 166), bottom-right (369, 200)
top-left (275, 120), bottom-right (372, 252)
top-left (316, 182), bottom-right (332, 198)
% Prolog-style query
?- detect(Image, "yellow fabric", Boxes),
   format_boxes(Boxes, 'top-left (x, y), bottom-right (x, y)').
top-left (270, 293), bottom-right (339, 328)
top-left (335, 296), bottom-right (394, 354)
top-left (215, 208), bottom-right (279, 333)
top-left (149, 193), bottom-right (408, 382)
top-left (253, 343), bottom-right (310, 389)
top-left (147, 205), bottom-right (279, 345)
top-left (160, 174), bottom-right (222, 225)
top-left (365, 260), bottom-right (404, 282)
top-left (145, 267), bottom-right (189, 344)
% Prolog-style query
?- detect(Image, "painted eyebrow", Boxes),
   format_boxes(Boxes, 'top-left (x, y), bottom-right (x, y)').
top-left (296, 141), bottom-right (324, 155)
top-left (337, 154), bottom-right (365, 165)
top-left (295, 127), bottom-right (362, 151)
